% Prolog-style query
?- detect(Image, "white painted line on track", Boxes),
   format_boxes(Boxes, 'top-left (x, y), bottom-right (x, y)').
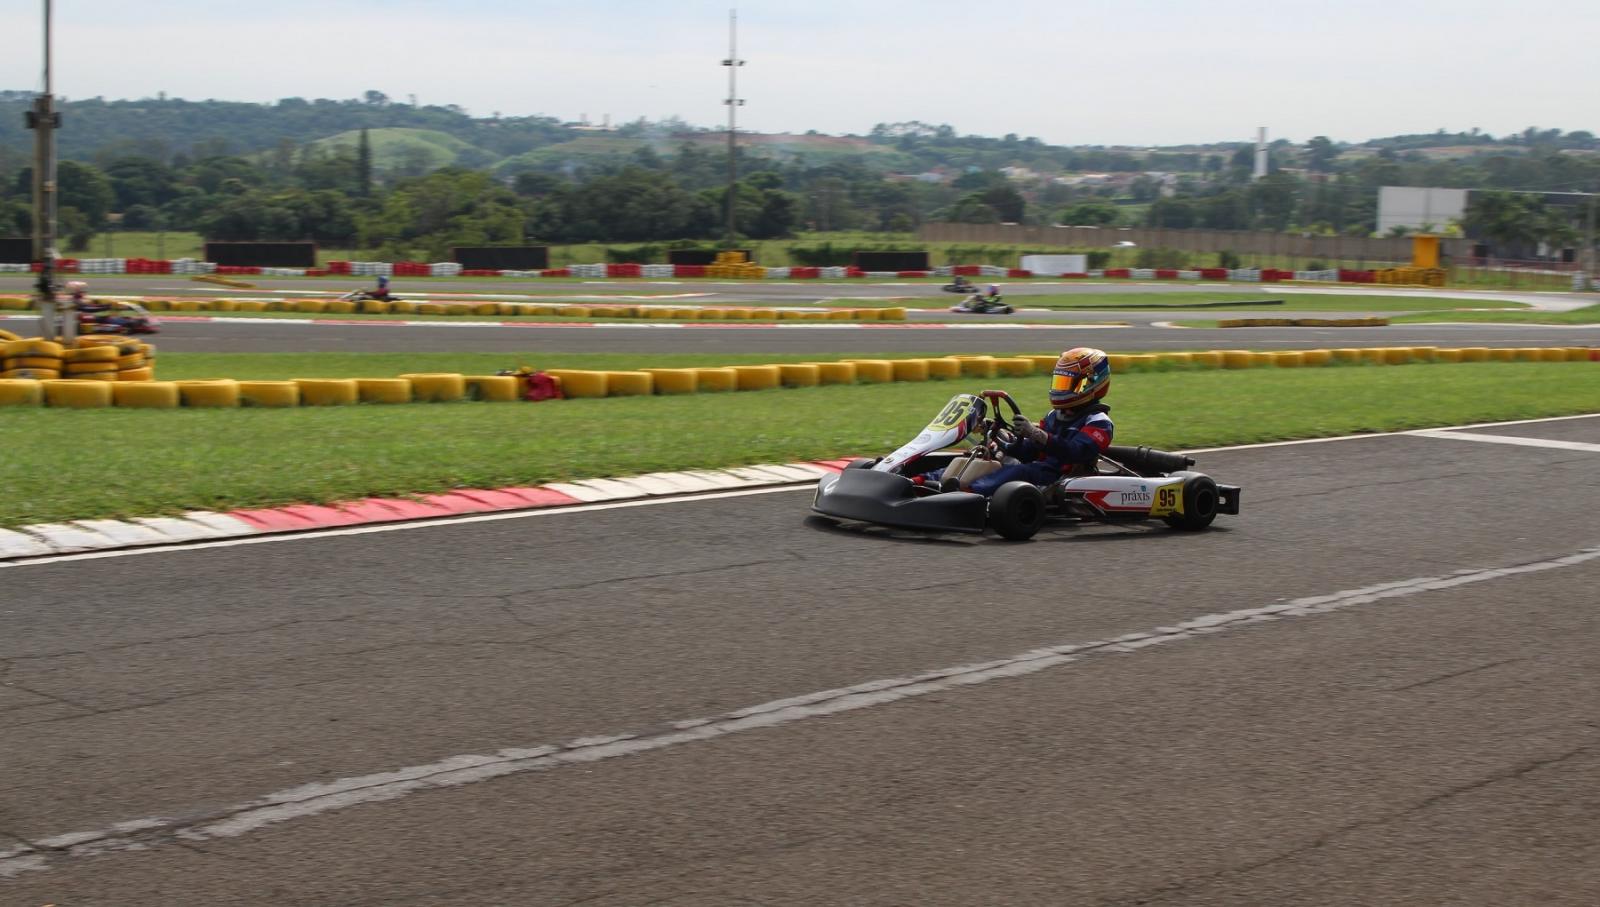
top-left (1407, 429), bottom-right (1600, 453)
top-left (4, 542), bottom-right (1597, 880)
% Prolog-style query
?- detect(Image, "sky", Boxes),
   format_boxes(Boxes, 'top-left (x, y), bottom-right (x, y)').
top-left (3, 0), bottom-right (1598, 147)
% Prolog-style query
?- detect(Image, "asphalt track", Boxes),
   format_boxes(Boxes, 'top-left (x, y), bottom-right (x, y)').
top-left (5, 415), bottom-right (1600, 904)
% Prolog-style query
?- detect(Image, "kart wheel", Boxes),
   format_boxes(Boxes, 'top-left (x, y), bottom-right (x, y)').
top-left (989, 481), bottom-right (1046, 541)
top-left (844, 458), bottom-right (879, 470)
top-left (1163, 472), bottom-right (1219, 532)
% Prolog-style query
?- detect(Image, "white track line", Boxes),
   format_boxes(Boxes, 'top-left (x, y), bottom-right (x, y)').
top-left (1408, 430), bottom-right (1600, 453)
top-left (4, 542), bottom-right (1597, 880)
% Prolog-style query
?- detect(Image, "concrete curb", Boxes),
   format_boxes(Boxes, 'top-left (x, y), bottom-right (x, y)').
top-left (0, 460), bottom-right (855, 563)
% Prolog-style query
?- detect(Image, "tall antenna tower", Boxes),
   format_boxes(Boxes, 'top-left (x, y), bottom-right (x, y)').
top-left (721, 9), bottom-right (745, 243)
top-left (28, 0), bottom-right (66, 339)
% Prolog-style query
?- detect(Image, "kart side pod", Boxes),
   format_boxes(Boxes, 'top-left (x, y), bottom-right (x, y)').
top-left (812, 469), bottom-right (989, 534)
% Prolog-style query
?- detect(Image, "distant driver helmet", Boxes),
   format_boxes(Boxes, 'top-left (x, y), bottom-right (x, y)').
top-left (1048, 347), bottom-right (1111, 411)
top-left (66, 280), bottom-right (87, 292)
top-left (987, 284), bottom-right (999, 295)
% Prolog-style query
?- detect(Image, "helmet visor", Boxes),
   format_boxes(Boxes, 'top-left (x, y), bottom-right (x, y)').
top-left (1051, 371), bottom-right (1089, 395)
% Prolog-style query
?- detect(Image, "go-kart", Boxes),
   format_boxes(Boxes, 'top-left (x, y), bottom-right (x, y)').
top-left (338, 289), bottom-right (401, 303)
top-left (811, 390), bottom-right (1240, 540)
top-left (941, 279), bottom-right (977, 294)
top-left (949, 294), bottom-right (1014, 315)
top-left (78, 300), bottom-right (159, 335)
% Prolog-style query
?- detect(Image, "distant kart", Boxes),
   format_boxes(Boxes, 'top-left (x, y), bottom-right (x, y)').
top-left (79, 300), bottom-right (159, 335)
top-left (949, 294), bottom-right (1014, 315)
top-left (338, 289), bottom-right (400, 303)
top-left (811, 390), bottom-right (1240, 541)
top-left (941, 280), bottom-right (977, 293)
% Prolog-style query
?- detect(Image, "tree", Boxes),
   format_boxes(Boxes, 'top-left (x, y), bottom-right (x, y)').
top-left (1463, 190), bottom-right (1544, 257)
top-left (1058, 202), bottom-right (1120, 226)
top-left (1305, 136), bottom-right (1339, 173)
top-left (356, 128), bottom-right (373, 197)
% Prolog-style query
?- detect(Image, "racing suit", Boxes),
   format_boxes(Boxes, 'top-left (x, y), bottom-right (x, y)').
top-left (966, 404), bottom-right (1114, 496)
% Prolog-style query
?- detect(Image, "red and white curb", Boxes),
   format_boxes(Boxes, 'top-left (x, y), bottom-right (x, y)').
top-left (0, 461), bottom-right (854, 562)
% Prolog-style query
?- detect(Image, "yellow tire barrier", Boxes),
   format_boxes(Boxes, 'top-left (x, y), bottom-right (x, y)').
top-left (545, 369), bottom-right (608, 398)
top-left (1250, 352), bottom-right (1276, 367)
top-left (1158, 352), bottom-right (1194, 368)
top-left (695, 308), bottom-right (726, 320)
top-left (812, 361), bottom-right (857, 385)
top-left (956, 356), bottom-right (996, 378)
top-left (324, 300), bottom-right (357, 314)
top-left (3, 368), bottom-right (59, 379)
top-left (496, 303), bottom-right (520, 316)
top-left (826, 309), bottom-right (855, 321)
top-left (294, 378), bottom-right (360, 406)
top-left (262, 300), bottom-right (289, 312)
top-left (1107, 354), bottom-right (1133, 371)
top-left (416, 303), bottom-right (445, 316)
top-left (1126, 354), bottom-right (1161, 371)
top-left (777, 310), bottom-right (802, 320)
top-left (400, 373), bottom-right (467, 402)
top-left (446, 304), bottom-right (472, 317)
top-left (117, 354), bottom-right (146, 369)
top-left (389, 300), bottom-right (417, 314)
top-left (1433, 349), bottom-right (1464, 363)
top-left (1300, 349), bottom-right (1333, 367)
top-left (693, 367), bottom-right (737, 393)
top-left (236, 300), bottom-right (268, 312)
top-left (0, 297), bottom-right (31, 311)
top-left (43, 379), bottom-right (112, 407)
top-left (1189, 351), bottom-right (1224, 368)
top-left (0, 328), bottom-right (21, 342)
top-left (64, 361), bottom-right (119, 376)
top-left (641, 368), bottom-right (698, 395)
top-left (0, 379), bottom-right (43, 406)
top-left (1380, 348), bottom-right (1410, 365)
top-left (5, 339), bottom-right (63, 358)
top-left (356, 378), bottom-right (414, 404)
top-left (1409, 347), bottom-right (1437, 362)
top-left (878, 307), bottom-right (908, 321)
top-left (1272, 351), bottom-right (1304, 368)
top-left (143, 299), bottom-right (173, 311)
top-left (1567, 348), bottom-right (1592, 362)
top-left (643, 307), bottom-right (674, 320)
top-left (779, 363), bottom-right (822, 387)
top-left (993, 357), bottom-right (1034, 377)
top-left (9, 356), bottom-right (64, 370)
top-left (473, 303), bottom-right (499, 316)
top-left (240, 380), bottom-right (302, 407)
top-left (726, 308), bottom-right (758, 320)
top-left (465, 375), bottom-right (521, 402)
top-left (117, 367), bottom-right (155, 382)
top-left (890, 359), bottom-right (929, 382)
top-left (72, 373), bottom-right (120, 382)
top-left (1540, 348), bottom-right (1568, 362)
top-left (926, 358), bottom-right (962, 380)
top-left (294, 299), bottom-right (327, 314)
top-left (209, 299), bottom-right (238, 312)
top-left (1026, 355), bottom-right (1060, 372)
top-left (177, 379), bottom-right (240, 408)
top-left (564, 306), bottom-right (592, 319)
top-left (64, 345), bottom-right (118, 362)
top-left (1513, 348), bottom-right (1542, 362)
top-left (171, 300), bottom-right (203, 312)
top-left (1221, 350), bottom-right (1255, 369)
top-left (1487, 348), bottom-right (1517, 362)
top-left (732, 365), bottom-right (782, 391)
top-left (845, 359), bottom-right (894, 384)
top-left (1358, 348), bottom-right (1386, 364)
top-left (112, 381), bottom-right (180, 409)
top-left (606, 371), bottom-right (655, 397)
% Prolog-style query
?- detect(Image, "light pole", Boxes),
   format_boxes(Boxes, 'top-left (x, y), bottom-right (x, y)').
top-left (27, 0), bottom-right (67, 340)
top-left (721, 9), bottom-right (744, 246)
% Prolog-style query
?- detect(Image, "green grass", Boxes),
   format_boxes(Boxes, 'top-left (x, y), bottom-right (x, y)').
top-left (1389, 303), bottom-right (1600, 325)
top-left (3, 362), bottom-right (1598, 526)
top-left (1014, 292), bottom-right (1526, 313)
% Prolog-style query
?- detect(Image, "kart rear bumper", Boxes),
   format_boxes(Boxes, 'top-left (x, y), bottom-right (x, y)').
top-left (812, 469), bottom-right (988, 533)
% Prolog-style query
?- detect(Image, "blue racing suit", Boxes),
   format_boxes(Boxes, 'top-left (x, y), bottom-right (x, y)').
top-left (967, 404), bottom-right (1114, 496)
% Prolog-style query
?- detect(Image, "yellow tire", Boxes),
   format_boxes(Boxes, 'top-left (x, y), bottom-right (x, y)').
top-left (1221, 350), bottom-right (1255, 369)
top-left (1541, 348), bottom-right (1568, 362)
top-left (118, 367), bottom-right (155, 381)
top-left (1249, 352), bottom-right (1274, 367)
top-left (777, 310), bottom-right (802, 320)
top-left (64, 361), bottom-right (119, 376)
top-left (1300, 349), bottom-right (1333, 367)
top-left (0, 297), bottom-right (31, 311)
top-left (473, 303), bottom-right (499, 316)
top-left (669, 308), bottom-right (697, 320)
top-left (416, 303), bottom-right (445, 316)
top-left (445, 304), bottom-right (472, 317)
top-left (722, 308), bottom-right (755, 320)
top-left (0, 328), bottom-right (19, 342)
top-left (780, 363), bottom-right (822, 387)
top-left (295, 299), bottom-right (328, 314)
top-left (641, 368), bottom-right (698, 395)
top-left (1433, 349), bottom-right (1464, 363)
top-left (465, 375), bottom-right (521, 402)
top-left (325, 300), bottom-right (358, 314)
top-left (1327, 348), bottom-right (1361, 364)
top-left (545, 369), bottom-right (608, 398)
top-left (389, 300), bottom-right (417, 314)
top-left (64, 345), bottom-right (119, 362)
top-left (0, 379), bottom-right (43, 406)
top-left (825, 309), bottom-right (854, 320)
top-left (878, 307), bottom-right (908, 321)
top-left (563, 306), bottom-right (592, 319)
top-left (43, 379), bottom-right (112, 408)
top-left (112, 381), bottom-right (180, 409)
top-left (890, 359), bottom-right (929, 382)
top-left (399, 373), bottom-right (467, 402)
top-left (694, 367), bottom-right (738, 393)
top-left (74, 373), bottom-right (120, 381)
top-left (1567, 347), bottom-right (1592, 362)
top-left (5, 339), bottom-right (63, 358)
top-left (293, 378), bottom-right (358, 406)
top-left (144, 299), bottom-right (173, 311)
top-left (2, 368), bottom-right (60, 380)
top-left (209, 299), bottom-right (238, 312)
top-left (957, 357), bottom-right (996, 378)
top-left (497, 303), bottom-right (520, 316)
top-left (642, 307), bottom-right (674, 320)
top-left (1513, 348), bottom-right (1542, 362)
top-left (264, 300), bottom-right (291, 312)
top-left (235, 300), bottom-right (268, 312)
top-left (116, 354), bottom-right (146, 369)
top-left (75, 335), bottom-right (130, 348)
top-left (1358, 348), bottom-right (1388, 364)
top-left (845, 359), bottom-right (894, 384)
top-left (1405, 347), bottom-right (1434, 362)
top-left (732, 365), bottom-right (781, 391)
top-left (812, 361), bottom-right (857, 384)
top-left (695, 308), bottom-right (726, 320)
top-left (239, 380), bottom-right (302, 407)
top-left (1272, 351), bottom-right (1304, 368)
top-left (851, 309), bottom-right (876, 320)
top-left (1189, 351), bottom-right (1224, 369)
top-left (9, 356), bottom-right (64, 370)
top-left (356, 378), bottom-right (414, 404)
top-left (178, 379), bottom-right (240, 408)
top-left (1486, 348), bottom-right (1517, 362)
top-left (170, 299), bottom-right (202, 312)
top-left (925, 358), bottom-right (962, 380)
top-left (605, 371), bottom-right (654, 396)
top-left (993, 357), bottom-right (1034, 377)
top-left (1157, 352), bottom-right (1195, 368)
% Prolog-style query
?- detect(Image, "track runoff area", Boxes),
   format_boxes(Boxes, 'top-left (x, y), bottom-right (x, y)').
top-left (4, 414), bottom-right (1600, 903)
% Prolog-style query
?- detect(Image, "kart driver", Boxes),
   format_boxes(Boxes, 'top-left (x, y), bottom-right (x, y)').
top-left (371, 275), bottom-right (392, 300)
top-left (921, 347), bottom-right (1114, 494)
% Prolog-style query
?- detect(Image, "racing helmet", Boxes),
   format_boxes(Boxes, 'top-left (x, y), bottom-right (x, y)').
top-left (66, 280), bottom-right (87, 292)
top-left (1048, 347), bottom-right (1111, 411)
top-left (987, 284), bottom-right (999, 295)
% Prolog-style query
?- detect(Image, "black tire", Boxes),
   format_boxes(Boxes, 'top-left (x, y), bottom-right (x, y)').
top-left (1163, 472), bottom-right (1219, 531)
top-left (844, 458), bottom-right (879, 470)
top-left (989, 481), bottom-right (1047, 541)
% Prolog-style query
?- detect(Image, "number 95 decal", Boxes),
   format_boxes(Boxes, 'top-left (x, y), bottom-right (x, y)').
top-left (1150, 483), bottom-right (1183, 517)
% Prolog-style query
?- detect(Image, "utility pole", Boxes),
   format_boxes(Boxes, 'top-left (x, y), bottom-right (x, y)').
top-left (28, 0), bottom-right (67, 340)
top-left (1585, 189), bottom-right (1597, 291)
top-left (721, 9), bottom-right (744, 245)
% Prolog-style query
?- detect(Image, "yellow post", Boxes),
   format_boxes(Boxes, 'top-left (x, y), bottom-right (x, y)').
top-left (1412, 235), bottom-right (1440, 270)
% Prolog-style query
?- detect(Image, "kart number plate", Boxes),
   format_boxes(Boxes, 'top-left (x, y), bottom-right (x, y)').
top-left (1150, 482), bottom-right (1183, 517)
top-left (927, 396), bottom-right (977, 432)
